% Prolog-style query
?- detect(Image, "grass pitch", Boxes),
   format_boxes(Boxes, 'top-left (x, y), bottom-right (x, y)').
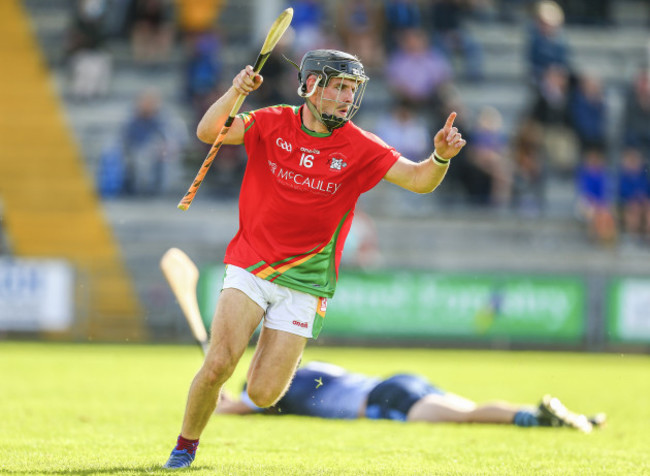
top-left (1, 343), bottom-right (648, 475)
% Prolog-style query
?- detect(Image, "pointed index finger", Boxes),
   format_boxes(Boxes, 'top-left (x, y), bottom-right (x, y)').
top-left (444, 112), bottom-right (457, 131)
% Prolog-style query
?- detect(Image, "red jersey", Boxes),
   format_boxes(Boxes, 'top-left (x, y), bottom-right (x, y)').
top-left (224, 105), bottom-right (400, 297)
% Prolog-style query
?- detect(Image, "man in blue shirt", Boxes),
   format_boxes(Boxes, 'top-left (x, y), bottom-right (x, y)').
top-left (217, 361), bottom-right (605, 433)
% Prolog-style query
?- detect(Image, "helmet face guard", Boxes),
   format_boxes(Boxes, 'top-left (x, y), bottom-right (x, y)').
top-left (297, 50), bottom-right (368, 130)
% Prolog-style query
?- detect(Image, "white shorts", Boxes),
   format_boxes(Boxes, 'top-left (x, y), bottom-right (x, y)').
top-left (222, 265), bottom-right (327, 339)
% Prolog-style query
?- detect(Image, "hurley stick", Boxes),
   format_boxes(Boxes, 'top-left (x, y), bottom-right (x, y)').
top-left (160, 247), bottom-right (208, 354)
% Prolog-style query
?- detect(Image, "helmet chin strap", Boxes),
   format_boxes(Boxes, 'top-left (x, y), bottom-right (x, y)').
top-left (305, 98), bottom-right (347, 132)
top-left (304, 99), bottom-right (329, 131)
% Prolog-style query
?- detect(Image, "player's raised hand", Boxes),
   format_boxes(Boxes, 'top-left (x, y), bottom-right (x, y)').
top-left (433, 112), bottom-right (466, 161)
top-left (233, 65), bottom-right (264, 96)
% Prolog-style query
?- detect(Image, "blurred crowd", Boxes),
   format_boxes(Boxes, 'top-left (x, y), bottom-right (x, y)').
top-left (60, 0), bottom-right (650, 248)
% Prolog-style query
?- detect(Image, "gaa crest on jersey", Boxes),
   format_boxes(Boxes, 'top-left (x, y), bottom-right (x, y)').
top-left (275, 137), bottom-right (293, 153)
top-left (327, 154), bottom-right (348, 172)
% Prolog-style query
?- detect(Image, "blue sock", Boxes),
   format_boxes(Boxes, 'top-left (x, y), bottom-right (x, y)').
top-left (513, 410), bottom-right (539, 427)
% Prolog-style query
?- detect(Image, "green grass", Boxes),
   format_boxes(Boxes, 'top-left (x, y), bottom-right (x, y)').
top-left (0, 343), bottom-right (648, 475)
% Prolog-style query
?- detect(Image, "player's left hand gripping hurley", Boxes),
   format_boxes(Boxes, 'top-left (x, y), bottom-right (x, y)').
top-left (177, 8), bottom-right (294, 211)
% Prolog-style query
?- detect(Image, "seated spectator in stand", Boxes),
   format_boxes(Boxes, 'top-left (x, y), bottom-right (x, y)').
top-left (618, 147), bottom-right (650, 242)
top-left (382, 0), bottom-right (423, 49)
top-left (217, 361), bottom-right (605, 433)
top-left (183, 31), bottom-right (222, 124)
top-left (289, 0), bottom-right (340, 57)
top-left (570, 73), bottom-right (607, 153)
top-left (575, 148), bottom-right (617, 245)
top-left (128, 0), bottom-right (175, 65)
top-left (175, 0), bottom-right (224, 41)
top-left (120, 89), bottom-right (189, 195)
top-left (529, 64), bottom-right (579, 175)
top-left (250, 29), bottom-right (297, 107)
top-left (526, 0), bottom-right (572, 86)
top-left (511, 119), bottom-right (545, 215)
top-left (373, 100), bottom-right (433, 214)
top-left (384, 28), bottom-right (453, 112)
top-left (336, 0), bottom-right (385, 71)
top-left (373, 100), bottom-right (431, 161)
top-left (622, 67), bottom-right (650, 161)
top-left (429, 0), bottom-right (484, 81)
top-left (465, 106), bottom-right (512, 206)
top-left (65, 0), bottom-right (112, 100)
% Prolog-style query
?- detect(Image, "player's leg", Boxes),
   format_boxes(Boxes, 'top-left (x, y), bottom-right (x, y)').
top-left (181, 288), bottom-right (265, 438)
top-left (246, 326), bottom-right (307, 407)
top-left (164, 287), bottom-right (264, 469)
top-left (245, 284), bottom-right (319, 408)
top-left (407, 393), bottom-right (480, 423)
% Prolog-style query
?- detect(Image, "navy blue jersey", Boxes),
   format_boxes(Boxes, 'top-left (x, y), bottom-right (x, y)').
top-left (242, 362), bottom-right (379, 419)
top-left (239, 362), bottom-right (445, 421)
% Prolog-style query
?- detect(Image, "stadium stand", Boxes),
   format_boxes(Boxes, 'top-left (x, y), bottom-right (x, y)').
top-left (1, 0), bottom-right (145, 341)
top-left (19, 0), bottom-right (650, 343)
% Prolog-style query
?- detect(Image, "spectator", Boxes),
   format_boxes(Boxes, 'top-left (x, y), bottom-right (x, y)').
top-left (175, 0), bottom-right (225, 40)
top-left (445, 105), bottom-right (512, 207)
top-left (384, 28), bottom-right (453, 113)
top-left (575, 148), bottom-right (617, 245)
top-left (128, 0), bottom-right (175, 65)
top-left (618, 147), bottom-right (650, 241)
top-left (382, 0), bottom-right (423, 49)
top-left (529, 64), bottom-right (579, 174)
top-left (526, 0), bottom-right (572, 85)
top-left (288, 0), bottom-right (340, 57)
top-left (570, 73), bottom-right (607, 152)
top-left (373, 100), bottom-right (433, 214)
top-left (183, 31), bottom-right (222, 124)
top-left (120, 89), bottom-right (189, 195)
top-left (511, 119), bottom-right (546, 215)
top-left (622, 68), bottom-right (650, 160)
top-left (373, 100), bottom-right (432, 160)
top-left (429, 0), bottom-right (485, 81)
top-left (466, 106), bottom-right (513, 206)
top-left (65, 0), bottom-right (113, 100)
top-left (249, 28), bottom-right (297, 107)
top-left (335, 0), bottom-right (385, 71)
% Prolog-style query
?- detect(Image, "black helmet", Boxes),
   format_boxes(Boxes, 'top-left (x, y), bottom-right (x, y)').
top-left (296, 49), bottom-right (368, 130)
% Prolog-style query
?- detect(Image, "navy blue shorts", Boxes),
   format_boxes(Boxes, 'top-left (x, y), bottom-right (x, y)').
top-left (365, 374), bottom-right (444, 421)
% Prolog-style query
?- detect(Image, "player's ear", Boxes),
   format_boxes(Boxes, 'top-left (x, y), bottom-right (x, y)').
top-left (305, 74), bottom-right (318, 90)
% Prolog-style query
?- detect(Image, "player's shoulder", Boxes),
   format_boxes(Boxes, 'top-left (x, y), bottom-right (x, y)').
top-left (347, 121), bottom-right (389, 147)
top-left (239, 104), bottom-right (299, 132)
top-left (253, 104), bottom-right (300, 118)
top-left (344, 121), bottom-right (392, 149)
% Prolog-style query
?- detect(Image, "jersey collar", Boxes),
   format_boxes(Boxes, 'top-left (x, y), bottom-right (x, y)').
top-left (297, 104), bottom-right (333, 138)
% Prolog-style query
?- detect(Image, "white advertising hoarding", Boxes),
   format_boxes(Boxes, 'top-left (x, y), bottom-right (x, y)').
top-left (0, 258), bottom-right (74, 331)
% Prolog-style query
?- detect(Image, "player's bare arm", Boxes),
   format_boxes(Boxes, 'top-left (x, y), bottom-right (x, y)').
top-left (196, 65), bottom-right (263, 145)
top-left (384, 112), bottom-right (467, 194)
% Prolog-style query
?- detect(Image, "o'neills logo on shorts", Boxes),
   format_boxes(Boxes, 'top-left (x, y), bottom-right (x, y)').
top-left (292, 320), bottom-right (309, 328)
top-left (269, 165), bottom-right (342, 196)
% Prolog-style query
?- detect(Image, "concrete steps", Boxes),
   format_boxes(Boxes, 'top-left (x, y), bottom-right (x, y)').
top-left (0, 0), bottom-right (146, 341)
